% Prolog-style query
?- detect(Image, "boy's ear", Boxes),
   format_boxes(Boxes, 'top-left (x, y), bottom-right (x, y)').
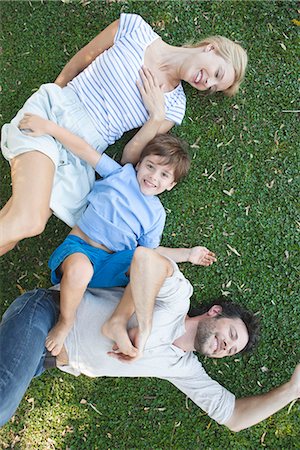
top-left (135, 161), bottom-right (140, 170)
top-left (166, 181), bottom-right (177, 191)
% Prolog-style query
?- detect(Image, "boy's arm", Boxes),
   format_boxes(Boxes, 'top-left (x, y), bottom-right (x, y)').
top-left (225, 364), bottom-right (300, 431)
top-left (155, 246), bottom-right (216, 267)
top-left (121, 67), bottom-right (172, 165)
top-left (18, 113), bottom-right (101, 169)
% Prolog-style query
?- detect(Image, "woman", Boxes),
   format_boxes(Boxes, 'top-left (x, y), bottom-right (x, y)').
top-left (0, 13), bottom-right (247, 255)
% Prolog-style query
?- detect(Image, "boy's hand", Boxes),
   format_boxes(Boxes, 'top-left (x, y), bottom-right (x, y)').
top-left (188, 246), bottom-right (217, 266)
top-left (19, 113), bottom-right (51, 136)
top-left (136, 66), bottom-right (165, 122)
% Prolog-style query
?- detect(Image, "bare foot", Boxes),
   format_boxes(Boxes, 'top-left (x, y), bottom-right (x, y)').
top-left (46, 320), bottom-right (72, 356)
top-left (107, 327), bottom-right (151, 363)
top-left (56, 345), bottom-right (69, 366)
top-left (101, 319), bottom-right (138, 357)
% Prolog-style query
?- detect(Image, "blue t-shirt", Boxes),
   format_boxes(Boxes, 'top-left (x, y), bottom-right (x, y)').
top-left (77, 154), bottom-right (166, 251)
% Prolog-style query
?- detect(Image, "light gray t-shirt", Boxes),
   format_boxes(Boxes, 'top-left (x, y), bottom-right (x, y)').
top-left (60, 262), bottom-right (235, 424)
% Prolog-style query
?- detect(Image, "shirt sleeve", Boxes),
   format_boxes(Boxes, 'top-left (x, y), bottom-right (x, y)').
top-left (165, 85), bottom-right (186, 125)
top-left (115, 13), bottom-right (145, 43)
top-left (95, 153), bottom-right (121, 178)
top-left (138, 208), bottom-right (166, 249)
top-left (168, 354), bottom-right (236, 425)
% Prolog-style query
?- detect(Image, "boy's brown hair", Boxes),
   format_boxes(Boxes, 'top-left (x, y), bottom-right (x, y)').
top-left (139, 134), bottom-right (191, 182)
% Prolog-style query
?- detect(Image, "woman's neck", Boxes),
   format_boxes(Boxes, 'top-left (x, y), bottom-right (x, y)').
top-left (145, 40), bottom-right (192, 90)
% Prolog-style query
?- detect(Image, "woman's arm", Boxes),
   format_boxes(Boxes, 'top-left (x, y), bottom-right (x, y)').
top-left (155, 246), bottom-right (216, 266)
top-left (121, 67), bottom-right (173, 165)
top-left (18, 114), bottom-right (100, 168)
top-left (55, 20), bottom-right (119, 87)
top-left (225, 364), bottom-right (300, 432)
top-left (121, 119), bottom-right (174, 165)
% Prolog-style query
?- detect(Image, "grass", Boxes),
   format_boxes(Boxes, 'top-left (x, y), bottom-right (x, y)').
top-left (0, 0), bottom-right (299, 448)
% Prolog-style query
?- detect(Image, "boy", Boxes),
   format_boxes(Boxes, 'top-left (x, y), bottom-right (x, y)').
top-left (18, 113), bottom-right (216, 357)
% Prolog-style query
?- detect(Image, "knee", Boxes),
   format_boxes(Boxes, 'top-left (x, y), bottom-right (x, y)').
top-left (63, 255), bottom-right (94, 287)
top-left (23, 215), bottom-right (47, 237)
top-left (8, 210), bottom-right (48, 239)
top-left (133, 247), bottom-right (156, 264)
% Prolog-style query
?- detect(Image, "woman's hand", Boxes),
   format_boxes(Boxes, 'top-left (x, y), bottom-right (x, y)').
top-left (137, 66), bottom-right (165, 122)
top-left (19, 113), bottom-right (52, 136)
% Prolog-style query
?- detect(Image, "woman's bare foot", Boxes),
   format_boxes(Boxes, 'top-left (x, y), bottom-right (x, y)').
top-left (101, 319), bottom-right (138, 357)
top-left (46, 320), bottom-right (72, 356)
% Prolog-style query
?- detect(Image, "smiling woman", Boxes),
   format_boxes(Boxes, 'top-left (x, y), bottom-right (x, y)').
top-left (183, 35), bottom-right (247, 95)
top-left (0, 13), bottom-right (247, 256)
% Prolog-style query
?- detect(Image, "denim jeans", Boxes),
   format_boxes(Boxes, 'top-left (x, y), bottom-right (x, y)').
top-left (0, 289), bottom-right (59, 426)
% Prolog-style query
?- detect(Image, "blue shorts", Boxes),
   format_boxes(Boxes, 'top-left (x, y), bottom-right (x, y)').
top-left (48, 235), bottom-right (135, 288)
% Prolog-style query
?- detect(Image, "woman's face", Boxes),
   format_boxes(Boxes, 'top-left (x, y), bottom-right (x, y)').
top-left (184, 45), bottom-right (235, 93)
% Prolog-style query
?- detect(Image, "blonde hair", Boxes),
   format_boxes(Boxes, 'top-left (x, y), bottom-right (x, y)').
top-left (185, 36), bottom-right (248, 96)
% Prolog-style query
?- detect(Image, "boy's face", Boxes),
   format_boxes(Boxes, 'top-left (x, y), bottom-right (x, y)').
top-left (136, 155), bottom-right (177, 196)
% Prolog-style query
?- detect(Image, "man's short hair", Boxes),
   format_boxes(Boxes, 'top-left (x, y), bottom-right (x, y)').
top-left (140, 134), bottom-right (191, 182)
top-left (189, 298), bottom-right (260, 354)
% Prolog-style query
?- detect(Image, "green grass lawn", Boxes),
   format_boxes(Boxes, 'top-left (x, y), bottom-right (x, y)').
top-left (0, 0), bottom-right (299, 448)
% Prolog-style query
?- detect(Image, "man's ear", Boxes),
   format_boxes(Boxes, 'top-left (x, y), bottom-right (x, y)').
top-left (207, 304), bottom-right (222, 317)
top-left (166, 181), bottom-right (177, 191)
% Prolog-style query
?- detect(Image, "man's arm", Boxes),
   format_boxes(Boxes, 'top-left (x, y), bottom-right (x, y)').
top-left (55, 20), bottom-right (119, 87)
top-left (18, 113), bottom-right (101, 168)
top-left (225, 364), bottom-right (300, 431)
top-left (155, 246), bottom-right (217, 267)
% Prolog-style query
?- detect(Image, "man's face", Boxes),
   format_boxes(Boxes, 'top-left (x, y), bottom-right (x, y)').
top-left (195, 316), bottom-right (249, 358)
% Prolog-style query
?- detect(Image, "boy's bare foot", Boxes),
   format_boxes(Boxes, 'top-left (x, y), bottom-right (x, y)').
top-left (101, 319), bottom-right (138, 357)
top-left (107, 327), bottom-right (150, 363)
top-left (46, 320), bottom-right (72, 356)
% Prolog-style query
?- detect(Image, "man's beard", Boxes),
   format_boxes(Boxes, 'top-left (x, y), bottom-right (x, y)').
top-left (194, 319), bottom-right (216, 355)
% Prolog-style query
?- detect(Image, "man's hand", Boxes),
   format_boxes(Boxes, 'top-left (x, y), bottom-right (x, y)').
top-left (19, 113), bottom-right (51, 136)
top-left (188, 246), bottom-right (217, 266)
top-left (136, 66), bottom-right (165, 122)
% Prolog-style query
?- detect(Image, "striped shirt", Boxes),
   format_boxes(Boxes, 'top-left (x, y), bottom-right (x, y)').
top-left (68, 13), bottom-right (186, 147)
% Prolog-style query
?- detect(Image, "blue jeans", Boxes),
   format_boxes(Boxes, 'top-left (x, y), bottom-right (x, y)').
top-left (0, 289), bottom-right (59, 426)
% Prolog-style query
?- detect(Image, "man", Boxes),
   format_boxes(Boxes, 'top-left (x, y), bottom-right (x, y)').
top-left (0, 248), bottom-right (299, 430)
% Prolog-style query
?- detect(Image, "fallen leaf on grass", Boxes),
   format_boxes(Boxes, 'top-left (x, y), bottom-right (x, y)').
top-left (16, 284), bottom-right (26, 294)
top-left (287, 399), bottom-right (297, 414)
top-left (260, 431), bottom-right (267, 445)
top-left (190, 137), bottom-right (201, 148)
top-left (292, 19), bottom-right (300, 26)
top-left (226, 244), bottom-right (241, 257)
top-left (223, 188), bottom-right (234, 196)
top-left (266, 179), bottom-right (275, 189)
top-left (280, 42), bottom-right (287, 50)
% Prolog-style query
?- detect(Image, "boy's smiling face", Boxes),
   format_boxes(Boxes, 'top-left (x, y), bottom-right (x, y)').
top-left (136, 155), bottom-right (177, 196)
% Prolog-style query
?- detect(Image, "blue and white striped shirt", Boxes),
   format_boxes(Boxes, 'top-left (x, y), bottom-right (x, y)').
top-left (69, 13), bottom-right (186, 147)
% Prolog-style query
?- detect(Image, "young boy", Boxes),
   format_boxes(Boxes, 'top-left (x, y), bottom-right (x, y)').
top-left (18, 113), bottom-right (216, 357)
